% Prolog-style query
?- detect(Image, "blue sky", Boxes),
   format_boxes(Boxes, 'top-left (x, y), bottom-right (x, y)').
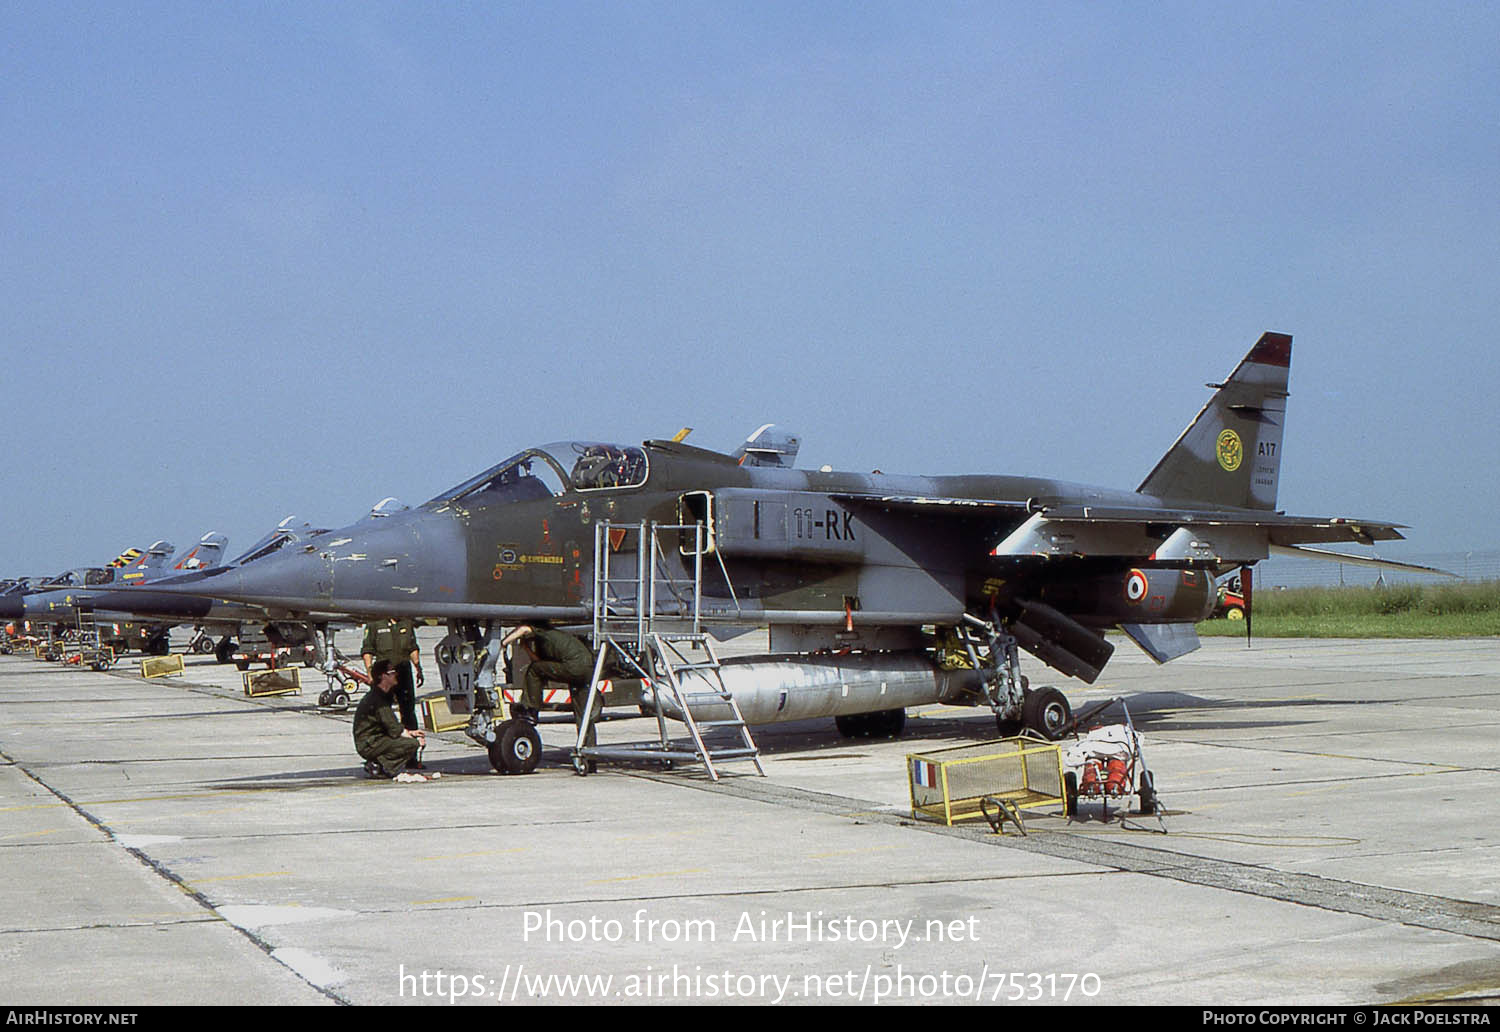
top-left (4, 2), bottom-right (1496, 574)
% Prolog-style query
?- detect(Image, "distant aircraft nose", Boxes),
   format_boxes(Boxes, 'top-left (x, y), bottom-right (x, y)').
top-left (0, 595), bottom-right (21, 621)
top-left (146, 542), bottom-right (333, 610)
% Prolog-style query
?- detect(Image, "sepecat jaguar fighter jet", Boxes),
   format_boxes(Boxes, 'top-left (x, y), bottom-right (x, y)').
top-left (148, 332), bottom-right (1434, 773)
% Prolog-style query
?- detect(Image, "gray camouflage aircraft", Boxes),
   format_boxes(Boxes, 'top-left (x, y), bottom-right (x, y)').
top-left (3, 535), bottom-right (231, 652)
top-left (0, 520), bottom-right (350, 660)
top-left (150, 332), bottom-right (1432, 772)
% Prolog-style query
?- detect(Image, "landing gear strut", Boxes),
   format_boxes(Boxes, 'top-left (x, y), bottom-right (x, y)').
top-left (962, 615), bottom-right (1072, 741)
top-left (437, 621), bottom-right (541, 775)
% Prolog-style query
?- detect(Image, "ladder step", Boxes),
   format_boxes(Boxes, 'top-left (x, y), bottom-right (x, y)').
top-left (702, 748), bottom-right (760, 760)
top-left (696, 720), bottom-right (747, 729)
top-left (680, 691), bottom-right (732, 701)
top-left (671, 661), bottom-right (720, 672)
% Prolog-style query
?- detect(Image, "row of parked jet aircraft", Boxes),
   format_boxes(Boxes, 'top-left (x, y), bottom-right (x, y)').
top-left (2, 333), bottom-right (1443, 776)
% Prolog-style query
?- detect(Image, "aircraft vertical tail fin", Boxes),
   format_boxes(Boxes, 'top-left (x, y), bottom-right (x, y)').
top-left (108, 547), bottom-right (145, 568)
top-left (1136, 332), bottom-right (1291, 511)
top-left (138, 540), bottom-right (178, 571)
top-left (175, 532), bottom-right (229, 571)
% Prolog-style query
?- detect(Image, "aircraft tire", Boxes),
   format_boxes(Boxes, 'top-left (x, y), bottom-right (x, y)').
top-left (1064, 771), bottom-right (1079, 817)
top-left (871, 708), bottom-right (906, 738)
top-left (995, 715), bottom-right (1023, 738)
top-left (490, 719), bottom-right (541, 775)
top-left (1022, 686), bottom-right (1071, 741)
top-left (834, 714), bottom-right (867, 738)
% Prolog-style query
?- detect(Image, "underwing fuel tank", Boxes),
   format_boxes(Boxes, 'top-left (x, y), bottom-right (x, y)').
top-left (650, 652), bottom-right (983, 726)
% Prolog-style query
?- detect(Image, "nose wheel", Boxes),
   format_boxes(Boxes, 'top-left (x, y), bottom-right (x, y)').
top-left (487, 719), bottom-right (542, 775)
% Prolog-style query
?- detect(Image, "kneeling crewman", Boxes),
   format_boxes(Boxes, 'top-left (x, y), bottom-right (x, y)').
top-left (354, 659), bottom-right (430, 782)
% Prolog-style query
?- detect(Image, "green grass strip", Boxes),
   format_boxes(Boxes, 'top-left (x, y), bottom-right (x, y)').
top-left (1198, 580), bottom-right (1500, 638)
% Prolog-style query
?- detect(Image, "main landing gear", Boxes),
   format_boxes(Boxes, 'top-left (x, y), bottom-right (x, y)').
top-left (961, 617), bottom-right (1073, 741)
top-left (835, 708), bottom-right (907, 739)
top-left (998, 684), bottom-right (1072, 740)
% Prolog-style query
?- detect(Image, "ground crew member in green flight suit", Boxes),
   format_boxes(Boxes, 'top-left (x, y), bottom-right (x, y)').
top-left (353, 659), bottom-right (428, 781)
top-left (502, 623), bottom-right (602, 752)
top-left (361, 618), bottom-right (424, 757)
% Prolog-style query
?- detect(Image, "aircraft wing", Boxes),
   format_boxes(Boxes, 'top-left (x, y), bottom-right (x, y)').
top-left (1268, 543), bottom-right (1457, 578)
top-left (829, 493), bottom-right (1031, 513)
top-left (992, 510), bottom-right (1405, 565)
top-left (831, 492), bottom-right (1406, 565)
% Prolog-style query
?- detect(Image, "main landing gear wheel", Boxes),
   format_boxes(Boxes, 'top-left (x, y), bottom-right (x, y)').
top-left (488, 719), bottom-right (541, 775)
top-left (834, 708), bottom-right (907, 739)
top-left (1021, 686), bottom-right (1072, 741)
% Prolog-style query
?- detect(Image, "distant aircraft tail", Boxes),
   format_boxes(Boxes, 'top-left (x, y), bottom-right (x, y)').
top-left (1136, 332), bottom-right (1291, 511)
top-left (116, 540), bottom-right (176, 583)
top-left (174, 532), bottom-right (229, 571)
top-left (732, 424), bottom-right (801, 468)
top-left (108, 547), bottom-right (144, 568)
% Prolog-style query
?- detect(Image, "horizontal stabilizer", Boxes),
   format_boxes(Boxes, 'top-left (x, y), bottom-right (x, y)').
top-left (1268, 544), bottom-right (1458, 578)
top-left (1120, 622), bottom-right (1202, 664)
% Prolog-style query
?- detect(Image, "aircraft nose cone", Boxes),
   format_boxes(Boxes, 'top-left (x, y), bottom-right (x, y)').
top-left (0, 596), bottom-right (21, 621)
top-left (150, 548), bottom-right (331, 610)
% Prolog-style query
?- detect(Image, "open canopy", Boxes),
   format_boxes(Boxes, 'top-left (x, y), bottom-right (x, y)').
top-left (424, 442), bottom-right (649, 509)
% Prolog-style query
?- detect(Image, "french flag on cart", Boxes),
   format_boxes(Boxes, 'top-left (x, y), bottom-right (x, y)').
top-left (911, 758), bottom-right (939, 790)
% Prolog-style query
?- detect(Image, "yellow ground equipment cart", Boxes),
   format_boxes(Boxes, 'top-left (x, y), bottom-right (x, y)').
top-left (908, 737), bottom-right (1066, 834)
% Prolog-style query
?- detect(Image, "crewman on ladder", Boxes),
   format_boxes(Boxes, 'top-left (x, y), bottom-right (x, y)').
top-left (502, 622), bottom-right (603, 753)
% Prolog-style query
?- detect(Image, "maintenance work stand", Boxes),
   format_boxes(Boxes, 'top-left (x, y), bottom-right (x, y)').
top-left (569, 520), bottom-right (764, 781)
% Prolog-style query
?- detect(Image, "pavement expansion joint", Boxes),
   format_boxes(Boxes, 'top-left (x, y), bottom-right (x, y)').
top-left (5, 743), bottom-right (350, 1005)
top-left (0, 915), bottom-right (223, 936)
